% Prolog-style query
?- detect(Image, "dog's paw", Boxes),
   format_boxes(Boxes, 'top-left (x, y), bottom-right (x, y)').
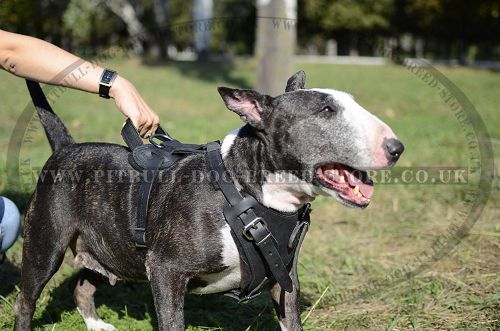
top-left (84, 317), bottom-right (118, 331)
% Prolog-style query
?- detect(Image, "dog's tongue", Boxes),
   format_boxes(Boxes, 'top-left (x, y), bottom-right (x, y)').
top-left (344, 169), bottom-right (374, 198)
top-left (359, 182), bottom-right (374, 198)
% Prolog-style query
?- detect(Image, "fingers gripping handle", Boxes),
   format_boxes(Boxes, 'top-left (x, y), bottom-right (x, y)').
top-left (121, 119), bottom-right (172, 150)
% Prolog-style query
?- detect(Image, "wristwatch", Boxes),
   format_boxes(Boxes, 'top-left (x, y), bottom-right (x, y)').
top-left (99, 69), bottom-right (118, 99)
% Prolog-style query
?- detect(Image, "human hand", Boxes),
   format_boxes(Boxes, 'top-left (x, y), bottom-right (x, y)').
top-left (110, 77), bottom-right (160, 138)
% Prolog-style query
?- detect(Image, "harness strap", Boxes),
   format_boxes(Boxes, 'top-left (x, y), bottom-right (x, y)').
top-left (288, 203), bottom-right (311, 249)
top-left (206, 142), bottom-right (293, 293)
top-left (121, 120), bottom-right (206, 248)
top-left (133, 158), bottom-right (164, 247)
top-left (206, 142), bottom-right (243, 205)
top-left (121, 119), bottom-right (144, 150)
top-left (291, 218), bottom-right (310, 284)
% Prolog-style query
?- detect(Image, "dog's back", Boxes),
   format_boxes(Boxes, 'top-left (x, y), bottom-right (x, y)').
top-left (24, 79), bottom-right (226, 278)
top-left (28, 135), bottom-right (226, 278)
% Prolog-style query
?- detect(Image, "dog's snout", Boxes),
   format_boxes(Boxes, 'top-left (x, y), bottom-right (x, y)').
top-left (385, 138), bottom-right (404, 161)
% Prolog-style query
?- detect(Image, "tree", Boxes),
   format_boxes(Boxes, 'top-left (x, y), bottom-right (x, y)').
top-left (0, 0), bottom-right (70, 44)
top-left (212, 0), bottom-right (256, 55)
top-left (255, 0), bottom-right (297, 96)
top-left (167, 0), bottom-right (194, 51)
top-left (104, 0), bottom-right (150, 54)
top-left (192, 0), bottom-right (213, 58)
top-left (63, 0), bottom-right (123, 53)
top-left (152, 0), bottom-right (169, 60)
top-left (301, 0), bottom-right (394, 55)
top-left (395, 0), bottom-right (500, 61)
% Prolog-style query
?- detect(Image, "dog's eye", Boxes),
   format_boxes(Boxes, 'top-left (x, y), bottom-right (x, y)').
top-left (321, 106), bottom-right (334, 113)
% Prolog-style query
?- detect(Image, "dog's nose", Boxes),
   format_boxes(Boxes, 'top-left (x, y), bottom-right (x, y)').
top-left (385, 138), bottom-right (404, 162)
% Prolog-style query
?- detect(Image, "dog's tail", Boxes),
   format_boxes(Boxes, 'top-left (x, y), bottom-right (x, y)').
top-left (26, 80), bottom-right (75, 151)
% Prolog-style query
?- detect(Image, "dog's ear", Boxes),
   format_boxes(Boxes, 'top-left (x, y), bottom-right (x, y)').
top-left (285, 70), bottom-right (306, 92)
top-left (217, 87), bottom-right (271, 130)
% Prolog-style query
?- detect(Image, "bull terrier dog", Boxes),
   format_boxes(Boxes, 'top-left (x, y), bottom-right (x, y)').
top-left (15, 71), bottom-right (403, 330)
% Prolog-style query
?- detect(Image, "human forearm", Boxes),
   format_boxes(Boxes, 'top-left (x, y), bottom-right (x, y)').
top-left (0, 29), bottom-right (122, 97)
top-left (0, 29), bottom-right (159, 137)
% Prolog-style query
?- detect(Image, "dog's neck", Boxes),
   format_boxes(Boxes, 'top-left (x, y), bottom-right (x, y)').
top-left (221, 126), bottom-right (272, 200)
top-left (221, 126), bottom-right (317, 212)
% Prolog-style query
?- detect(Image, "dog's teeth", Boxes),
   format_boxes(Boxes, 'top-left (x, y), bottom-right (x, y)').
top-left (338, 176), bottom-right (345, 183)
top-left (353, 185), bottom-right (362, 198)
top-left (353, 185), bottom-right (359, 195)
top-left (332, 169), bottom-right (339, 176)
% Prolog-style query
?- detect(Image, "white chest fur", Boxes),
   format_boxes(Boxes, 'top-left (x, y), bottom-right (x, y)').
top-left (190, 129), bottom-right (244, 295)
top-left (261, 172), bottom-right (318, 212)
top-left (190, 224), bottom-right (241, 294)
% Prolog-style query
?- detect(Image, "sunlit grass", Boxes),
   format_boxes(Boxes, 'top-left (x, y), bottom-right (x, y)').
top-left (0, 59), bottom-right (498, 330)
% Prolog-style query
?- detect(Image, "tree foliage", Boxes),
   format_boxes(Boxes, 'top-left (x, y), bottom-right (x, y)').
top-left (398, 0), bottom-right (500, 42)
top-left (303, 0), bottom-right (395, 32)
top-left (63, 0), bottom-right (126, 51)
top-left (0, 0), bottom-right (498, 60)
top-left (0, 0), bottom-right (69, 44)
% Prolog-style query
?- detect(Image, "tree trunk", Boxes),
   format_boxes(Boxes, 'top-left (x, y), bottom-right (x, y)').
top-left (348, 31), bottom-right (359, 57)
top-left (192, 0), bottom-right (213, 60)
top-left (255, 0), bottom-right (297, 96)
top-left (152, 0), bottom-right (168, 60)
top-left (105, 0), bottom-right (149, 55)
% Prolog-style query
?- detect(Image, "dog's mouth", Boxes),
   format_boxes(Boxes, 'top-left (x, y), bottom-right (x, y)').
top-left (315, 163), bottom-right (374, 208)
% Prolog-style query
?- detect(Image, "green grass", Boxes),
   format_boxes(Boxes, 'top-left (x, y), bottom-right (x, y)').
top-left (0, 58), bottom-right (499, 330)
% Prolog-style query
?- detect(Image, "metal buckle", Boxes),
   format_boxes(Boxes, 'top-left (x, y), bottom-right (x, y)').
top-left (242, 217), bottom-right (267, 241)
top-left (301, 203), bottom-right (312, 222)
top-left (224, 277), bottom-right (268, 304)
top-left (149, 133), bottom-right (172, 148)
top-left (224, 290), bottom-right (261, 304)
top-left (239, 276), bottom-right (268, 303)
top-left (134, 227), bottom-right (147, 248)
top-left (238, 291), bottom-right (262, 304)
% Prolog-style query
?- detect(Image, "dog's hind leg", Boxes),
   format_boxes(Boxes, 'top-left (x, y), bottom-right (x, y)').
top-left (14, 207), bottom-right (73, 331)
top-left (71, 269), bottom-right (117, 331)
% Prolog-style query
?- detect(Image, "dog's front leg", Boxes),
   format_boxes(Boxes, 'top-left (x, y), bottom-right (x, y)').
top-left (147, 259), bottom-right (189, 331)
top-left (270, 267), bottom-right (302, 331)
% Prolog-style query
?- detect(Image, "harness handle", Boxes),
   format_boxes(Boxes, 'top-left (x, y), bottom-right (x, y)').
top-left (121, 119), bottom-right (173, 150)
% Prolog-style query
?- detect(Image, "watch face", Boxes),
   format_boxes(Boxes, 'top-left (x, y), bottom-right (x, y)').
top-left (102, 70), bottom-right (115, 84)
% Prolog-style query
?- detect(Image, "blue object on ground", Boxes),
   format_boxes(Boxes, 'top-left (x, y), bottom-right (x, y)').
top-left (0, 196), bottom-right (21, 253)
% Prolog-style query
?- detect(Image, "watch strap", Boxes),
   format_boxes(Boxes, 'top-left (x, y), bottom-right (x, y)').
top-left (99, 69), bottom-right (117, 99)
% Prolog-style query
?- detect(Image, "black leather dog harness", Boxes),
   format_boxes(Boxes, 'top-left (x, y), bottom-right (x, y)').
top-left (120, 120), bottom-right (312, 301)
top-left (26, 80), bottom-right (312, 303)
top-left (205, 142), bottom-right (311, 301)
top-left (120, 120), bottom-right (206, 247)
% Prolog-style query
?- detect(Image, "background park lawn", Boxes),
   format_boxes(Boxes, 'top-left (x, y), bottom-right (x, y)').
top-left (0, 59), bottom-right (498, 330)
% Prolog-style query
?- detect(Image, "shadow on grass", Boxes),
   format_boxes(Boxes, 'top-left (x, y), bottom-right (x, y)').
top-left (0, 189), bottom-right (32, 215)
top-left (32, 272), bottom-right (282, 330)
top-left (32, 275), bottom-right (157, 330)
top-left (147, 59), bottom-right (252, 89)
top-left (0, 259), bottom-right (20, 297)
